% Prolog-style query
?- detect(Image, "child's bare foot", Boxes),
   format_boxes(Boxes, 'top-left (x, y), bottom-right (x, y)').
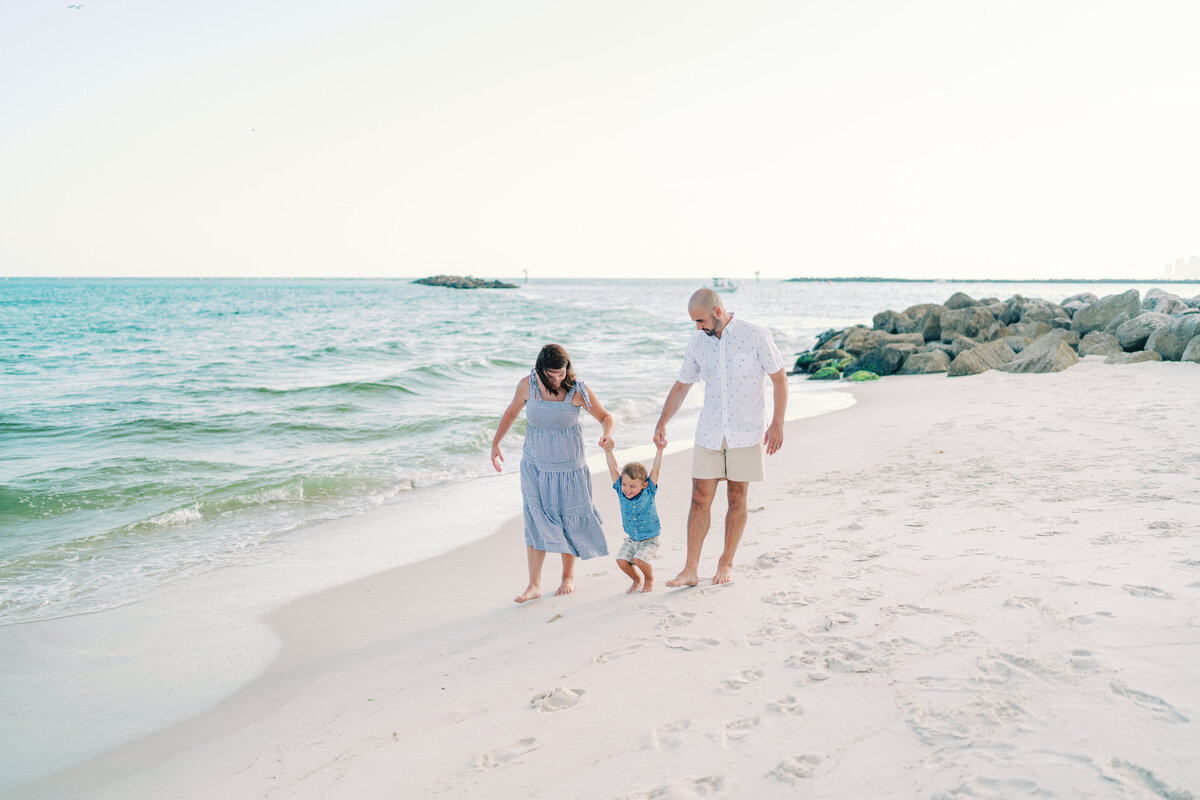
top-left (555, 578), bottom-right (576, 596)
top-left (514, 584), bottom-right (542, 603)
top-left (666, 569), bottom-right (699, 587)
top-left (641, 577), bottom-right (655, 593)
top-left (625, 578), bottom-right (643, 594)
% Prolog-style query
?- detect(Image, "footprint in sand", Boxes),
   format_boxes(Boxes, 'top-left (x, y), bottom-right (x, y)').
top-left (848, 588), bottom-right (883, 606)
top-left (1069, 649), bottom-right (1100, 673)
top-left (717, 668), bottom-right (764, 694)
top-left (721, 716), bottom-right (760, 745)
top-left (769, 754), bottom-right (821, 783)
top-left (474, 737), bottom-right (538, 769)
top-left (594, 643), bottom-right (644, 663)
top-left (651, 720), bottom-right (691, 751)
top-left (662, 636), bottom-right (722, 651)
top-left (1122, 585), bottom-right (1174, 599)
top-left (768, 695), bottom-right (803, 715)
top-left (816, 611), bottom-right (857, 631)
top-left (745, 617), bottom-right (797, 647)
top-left (626, 776), bottom-right (723, 799)
top-left (530, 687), bottom-right (585, 712)
top-left (1068, 610), bottom-right (1114, 626)
top-left (763, 590), bottom-right (817, 607)
top-left (656, 612), bottom-right (696, 630)
top-left (1110, 682), bottom-right (1190, 723)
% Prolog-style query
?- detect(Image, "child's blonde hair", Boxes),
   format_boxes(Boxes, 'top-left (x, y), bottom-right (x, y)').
top-left (621, 462), bottom-right (648, 482)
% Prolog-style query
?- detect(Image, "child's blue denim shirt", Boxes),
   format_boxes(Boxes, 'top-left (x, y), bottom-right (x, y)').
top-left (613, 478), bottom-right (661, 541)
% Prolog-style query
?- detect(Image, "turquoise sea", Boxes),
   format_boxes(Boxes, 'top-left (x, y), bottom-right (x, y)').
top-left (2, 277), bottom-right (1195, 626)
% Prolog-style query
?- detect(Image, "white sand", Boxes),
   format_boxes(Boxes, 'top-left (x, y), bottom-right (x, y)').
top-left (11, 358), bottom-right (1200, 799)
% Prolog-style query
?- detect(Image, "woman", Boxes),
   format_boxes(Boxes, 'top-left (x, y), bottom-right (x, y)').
top-left (491, 344), bottom-right (614, 603)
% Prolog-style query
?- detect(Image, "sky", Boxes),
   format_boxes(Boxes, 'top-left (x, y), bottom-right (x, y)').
top-left (2, 0), bottom-right (1198, 281)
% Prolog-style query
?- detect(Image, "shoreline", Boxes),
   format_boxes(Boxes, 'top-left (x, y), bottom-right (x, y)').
top-left (0, 380), bottom-right (853, 793)
top-left (10, 357), bottom-right (1199, 798)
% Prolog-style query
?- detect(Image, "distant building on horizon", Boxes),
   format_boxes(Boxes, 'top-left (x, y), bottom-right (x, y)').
top-left (1164, 256), bottom-right (1200, 280)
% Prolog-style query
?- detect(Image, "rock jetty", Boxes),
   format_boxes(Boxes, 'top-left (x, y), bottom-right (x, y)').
top-left (413, 275), bottom-right (518, 289)
top-left (792, 288), bottom-right (1200, 381)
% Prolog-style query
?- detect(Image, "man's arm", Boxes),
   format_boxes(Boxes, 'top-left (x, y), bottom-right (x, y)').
top-left (653, 381), bottom-right (692, 448)
top-left (648, 441), bottom-right (665, 485)
top-left (764, 368), bottom-right (787, 455)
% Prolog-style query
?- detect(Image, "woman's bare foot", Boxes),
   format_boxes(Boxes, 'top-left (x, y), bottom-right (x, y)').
top-left (641, 577), bottom-right (655, 593)
top-left (514, 584), bottom-right (542, 603)
top-left (666, 569), bottom-right (699, 587)
top-left (712, 563), bottom-right (735, 584)
top-left (626, 579), bottom-right (643, 594)
top-left (555, 578), bottom-right (576, 596)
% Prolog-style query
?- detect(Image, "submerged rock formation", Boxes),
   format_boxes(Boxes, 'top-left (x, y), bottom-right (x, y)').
top-left (414, 275), bottom-right (518, 289)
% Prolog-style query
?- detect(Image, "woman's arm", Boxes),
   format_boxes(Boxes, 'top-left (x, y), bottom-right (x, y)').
top-left (491, 378), bottom-right (529, 472)
top-left (582, 384), bottom-right (615, 450)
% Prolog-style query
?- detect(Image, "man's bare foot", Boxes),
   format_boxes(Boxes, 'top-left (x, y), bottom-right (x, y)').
top-left (514, 585), bottom-right (542, 603)
top-left (712, 564), bottom-right (734, 584)
top-left (666, 570), bottom-right (700, 587)
top-left (641, 577), bottom-right (655, 593)
top-left (555, 578), bottom-right (576, 596)
top-left (626, 579), bottom-right (643, 594)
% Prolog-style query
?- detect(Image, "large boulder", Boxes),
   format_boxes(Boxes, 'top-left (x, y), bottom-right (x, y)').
top-left (1187, 295), bottom-right (1200, 310)
top-left (1078, 331), bottom-right (1123, 357)
top-left (1146, 315), bottom-right (1200, 361)
top-left (882, 332), bottom-right (927, 348)
top-left (897, 350), bottom-right (951, 374)
top-left (1105, 350), bottom-right (1163, 365)
top-left (996, 330), bottom-right (1079, 374)
top-left (1010, 320), bottom-right (1052, 340)
top-left (1116, 312), bottom-right (1174, 351)
top-left (940, 306), bottom-right (998, 341)
top-left (913, 305), bottom-right (947, 341)
top-left (1146, 326), bottom-right (1190, 361)
top-left (872, 310), bottom-right (910, 334)
top-left (1142, 288), bottom-right (1190, 315)
top-left (1103, 311), bottom-right (1131, 334)
top-left (1071, 289), bottom-right (1141, 334)
top-left (903, 302), bottom-right (939, 319)
top-left (839, 326), bottom-right (890, 355)
top-left (1004, 335), bottom-right (1033, 353)
top-left (944, 291), bottom-right (981, 310)
top-left (847, 343), bottom-right (916, 377)
top-left (1182, 336), bottom-right (1200, 363)
top-left (1061, 292), bottom-right (1099, 305)
top-left (998, 295), bottom-right (1028, 325)
top-left (944, 334), bottom-right (981, 358)
top-left (948, 339), bottom-right (1018, 377)
top-left (1061, 300), bottom-right (1087, 318)
top-left (1020, 301), bottom-right (1073, 329)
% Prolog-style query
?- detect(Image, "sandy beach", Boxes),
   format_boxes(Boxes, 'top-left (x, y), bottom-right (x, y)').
top-left (10, 357), bottom-right (1200, 799)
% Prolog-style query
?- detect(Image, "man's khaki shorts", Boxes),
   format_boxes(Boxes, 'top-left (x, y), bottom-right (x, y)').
top-left (692, 438), bottom-right (765, 482)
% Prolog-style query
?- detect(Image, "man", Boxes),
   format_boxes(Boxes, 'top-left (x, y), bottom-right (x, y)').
top-left (653, 288), bottom-right (788, 586)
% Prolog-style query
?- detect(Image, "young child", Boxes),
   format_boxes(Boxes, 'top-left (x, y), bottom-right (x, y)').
top-left (603, 439), bottom-right (665, 593)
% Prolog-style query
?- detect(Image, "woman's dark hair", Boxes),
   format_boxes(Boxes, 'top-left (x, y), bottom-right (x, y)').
top-left (535, 343), bottom-right (576, 396)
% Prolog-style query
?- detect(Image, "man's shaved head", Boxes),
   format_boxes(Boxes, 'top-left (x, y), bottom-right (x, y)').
top-left (688, 288), bottom-right (722, 313)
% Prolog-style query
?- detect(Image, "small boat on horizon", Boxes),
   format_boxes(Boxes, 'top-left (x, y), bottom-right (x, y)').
top-left (713, 277), bottom-right (738, 292)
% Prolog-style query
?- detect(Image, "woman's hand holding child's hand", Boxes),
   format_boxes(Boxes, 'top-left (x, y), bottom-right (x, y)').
top-left (599, 436), bottom-right (615, 451)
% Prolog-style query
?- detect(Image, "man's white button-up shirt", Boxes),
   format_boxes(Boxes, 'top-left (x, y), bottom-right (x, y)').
top-left (677, 316), bottom-right (785, 450)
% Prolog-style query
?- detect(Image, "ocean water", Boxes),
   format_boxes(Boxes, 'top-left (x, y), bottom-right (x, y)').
top-left (2, 277), bottom-right (1194, 625)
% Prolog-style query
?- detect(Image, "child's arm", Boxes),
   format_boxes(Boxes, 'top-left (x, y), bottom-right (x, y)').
top-left (648, 440), bottom-right (665, 485)
top-left (603, 442), bottom-right (621, 484)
